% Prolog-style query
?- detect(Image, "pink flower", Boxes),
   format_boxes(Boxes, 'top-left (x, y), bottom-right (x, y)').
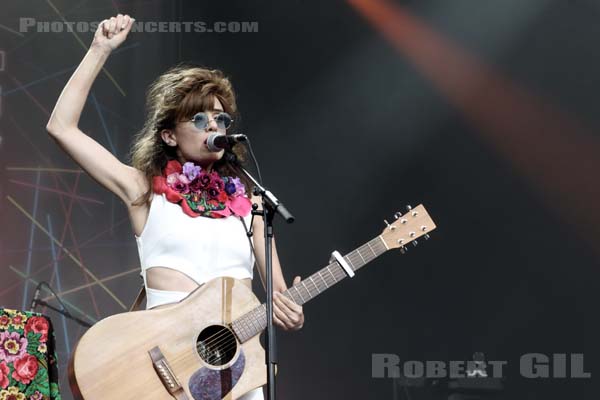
top-left (11, 355), bottom-right (39, 385)
top-left (0, 332), bottom-right (27, 363)
top-left (166, 172), bottom-right (179, 186)
top-left (228, 196), bottom-right (252, 217)
top-left (29, 391), bottom-right (43, 400)
top-left (0, 362), bottom-right (9, 389)
top-left (177, 173), bottom-right (190, 185)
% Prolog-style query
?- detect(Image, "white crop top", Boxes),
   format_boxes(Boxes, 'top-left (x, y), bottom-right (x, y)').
top-left (135, 193), bottom-right (255, 287)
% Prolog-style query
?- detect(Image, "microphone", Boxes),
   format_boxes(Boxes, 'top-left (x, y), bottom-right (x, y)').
top-left (206, 133), bottom-right (248, 152)
top-left (29, 283), bottom-right (42, 312)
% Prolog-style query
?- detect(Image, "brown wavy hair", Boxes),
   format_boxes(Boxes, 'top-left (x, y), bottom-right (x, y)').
top-left (130, 64), bottom-right (250, 206)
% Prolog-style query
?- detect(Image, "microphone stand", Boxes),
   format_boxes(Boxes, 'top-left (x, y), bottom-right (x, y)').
top-left (238, 165), bottom-right (294, 400)
top-left (32, 282), bottom-right (92, 328)
top-left (34, 299), bottom-right (92, 328)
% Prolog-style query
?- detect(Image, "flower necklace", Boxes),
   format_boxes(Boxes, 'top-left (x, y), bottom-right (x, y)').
top-left (153, 160), bottom-right (252, 218)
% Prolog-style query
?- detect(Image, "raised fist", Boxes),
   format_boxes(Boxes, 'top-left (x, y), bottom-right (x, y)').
top-left (92, 14), bottom-right (134, 52)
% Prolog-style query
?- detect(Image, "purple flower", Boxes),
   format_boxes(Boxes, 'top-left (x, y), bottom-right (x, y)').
top-left (231, 177), bottom-right (246, 196)
top-left (182, 162), bottom-right (201, 181)
top-left (225, 181), bottom-right (236, 195)
top-left (0, 331), bottom-right (27, 363)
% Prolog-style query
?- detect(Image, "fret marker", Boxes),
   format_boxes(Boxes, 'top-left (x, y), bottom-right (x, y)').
top-left (331, 250), bottom-right (355, 278)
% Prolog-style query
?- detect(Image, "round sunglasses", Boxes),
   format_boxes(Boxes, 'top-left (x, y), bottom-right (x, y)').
top-left (188, 111), bottom-right (233, 131)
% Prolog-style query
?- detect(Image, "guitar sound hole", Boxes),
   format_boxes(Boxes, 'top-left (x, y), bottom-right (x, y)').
top-left (196, 325), bottom-right (238, 367)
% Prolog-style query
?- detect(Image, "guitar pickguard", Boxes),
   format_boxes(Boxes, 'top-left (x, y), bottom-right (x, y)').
top-left (188, 349), bottom-right (246, 400)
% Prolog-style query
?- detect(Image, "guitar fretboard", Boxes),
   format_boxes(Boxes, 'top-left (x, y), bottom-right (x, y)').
top-left (231, 236), bottom-right (388, 343)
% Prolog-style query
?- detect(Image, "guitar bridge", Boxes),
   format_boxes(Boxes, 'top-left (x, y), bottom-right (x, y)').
top-left (149, 346), bottom-right (187, 398)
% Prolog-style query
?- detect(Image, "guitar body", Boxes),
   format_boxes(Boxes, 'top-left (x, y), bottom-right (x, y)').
top-left (69, 277), bottom-right (266, 400)
top-left (69, 204), bottom-right (437, 399)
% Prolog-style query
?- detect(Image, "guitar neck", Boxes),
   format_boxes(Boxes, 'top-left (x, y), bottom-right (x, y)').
top-left (231, 235), bottom-right (388, 343)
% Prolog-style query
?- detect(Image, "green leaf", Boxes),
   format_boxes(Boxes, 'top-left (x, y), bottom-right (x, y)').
top-left (50, 381), bottom-right (62, 399)
top-left (23, 364), bottom-right (49, 396)
top-left (26, 331), bottom-right (41, 348)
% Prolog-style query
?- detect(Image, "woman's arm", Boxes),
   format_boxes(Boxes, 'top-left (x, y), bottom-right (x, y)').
top-left (251, 196), bottom-right (304, 331)
top-left (46, 14), bottom-right (145, 204)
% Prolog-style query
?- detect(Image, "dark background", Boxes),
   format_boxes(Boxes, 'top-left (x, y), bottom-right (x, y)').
top-left (1, 0), bottom-right (599, 399)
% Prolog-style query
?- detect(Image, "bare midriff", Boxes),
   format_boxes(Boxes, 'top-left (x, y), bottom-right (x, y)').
top-left (146, 267), bottom-right (252, 292)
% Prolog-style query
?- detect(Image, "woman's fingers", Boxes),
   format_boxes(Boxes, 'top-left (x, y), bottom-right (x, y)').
top-left (108, 17), bottom-right (116, 38)
top-left (273, 302), bottom-right (293, 330)
top-left (273, 293), bottom-right (303, 330)
top-left (118, 15), bottom-right (134, 36)
top-left (273, 312), bottom-right (288, 331)
top-left (276, 292), bottom-right (302, 316)
top-left (92, 15), bottom-right (134, 52)
top-left (115, 14), bottom-right (124, 32)
top-left (122, 15), bottom-right (131, 29)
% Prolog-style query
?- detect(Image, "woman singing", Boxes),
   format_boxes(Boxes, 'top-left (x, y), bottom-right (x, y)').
top-left (46, 14), bottom-right (304, 400)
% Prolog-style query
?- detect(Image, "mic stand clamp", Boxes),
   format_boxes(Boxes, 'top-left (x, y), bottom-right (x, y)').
top-left (238, 166), bottom-right (294, 400)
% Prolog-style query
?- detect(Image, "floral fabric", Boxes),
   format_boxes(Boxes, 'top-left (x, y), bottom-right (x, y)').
top-left (0, 309), bottom-right (61, 400)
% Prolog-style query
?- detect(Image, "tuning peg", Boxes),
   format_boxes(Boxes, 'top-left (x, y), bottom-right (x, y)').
top-left (406, 205), bottom-right (412, 212)
top-left (393, 212), bottom-right (402, 220)
top-left (384, 220), bottom-right (396, 231)
top-left (412, 240), bottom-right (418, 247)
top-left (400, 245), bottom-right (408, 254)
top-left (424, 234), bottom-right (430, 241)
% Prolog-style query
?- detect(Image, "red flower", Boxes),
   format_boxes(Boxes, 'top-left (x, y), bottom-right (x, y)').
top-left (24, 317), bottom-right (49, 342)
top-left (164, 160), bottom-right (182, 176)
top-left (11, 354), bottom-right (39, 385)
top-left (0, 362), bottom-right (9, 389)
top-left (217, 191), bottom-right (229, 203)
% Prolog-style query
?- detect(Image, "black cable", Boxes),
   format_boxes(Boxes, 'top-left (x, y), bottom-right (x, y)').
top-left (39, 281), bottom-right (72, 318)
top-left (244, 138), bottom-right (263, 186)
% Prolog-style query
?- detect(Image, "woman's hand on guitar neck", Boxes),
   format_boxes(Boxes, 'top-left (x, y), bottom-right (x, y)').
top-left (273, 276), bottom-right (304, 331)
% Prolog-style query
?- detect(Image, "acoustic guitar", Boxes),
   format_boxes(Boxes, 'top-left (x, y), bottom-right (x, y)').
top-left (69, 204), bottom-right (436, 399)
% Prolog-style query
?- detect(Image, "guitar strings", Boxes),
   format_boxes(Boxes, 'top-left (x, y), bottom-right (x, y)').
top-left (194, 247), bottom-right (380, 365)
top-left (196, 262), bottom-right (354, 363)
top-left (196, 305), bottom-right (265, 352)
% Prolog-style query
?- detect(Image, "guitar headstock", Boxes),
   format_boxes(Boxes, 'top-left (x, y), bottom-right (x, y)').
top-left (380, 205), bottom-right (437, 252)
